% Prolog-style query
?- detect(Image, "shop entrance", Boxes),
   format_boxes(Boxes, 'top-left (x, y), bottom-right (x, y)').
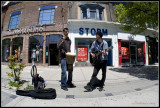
top-left (130, 45), bottom-right (136, 65)
top-left (48, 43), bottom-right (59, 66)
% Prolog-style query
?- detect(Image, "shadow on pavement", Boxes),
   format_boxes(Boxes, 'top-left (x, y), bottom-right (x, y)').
top-left (109, 66), bottom-right (159, 80)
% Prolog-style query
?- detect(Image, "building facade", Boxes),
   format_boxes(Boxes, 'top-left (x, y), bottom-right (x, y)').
top-left (1, 1), bottom-right (68, 66)
top-left (67, 1), bottom-right (158, 67)
top-left (1, 1), bottom-right (158, 67)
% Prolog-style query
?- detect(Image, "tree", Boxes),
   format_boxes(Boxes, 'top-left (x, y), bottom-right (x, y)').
top-left (6, 55), bottom-right (26, 89)
top-left (114, 2), bottom-right (158, 36)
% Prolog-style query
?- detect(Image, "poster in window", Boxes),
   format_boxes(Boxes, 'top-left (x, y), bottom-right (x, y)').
top-left (78, 47), bottom-right (88, 61)
top-left (121, 47), bottom-right (129, 59)
top-left (138, 48), bottom-right (142, 56)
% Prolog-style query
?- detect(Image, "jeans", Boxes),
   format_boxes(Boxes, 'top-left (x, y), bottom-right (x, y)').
top-left (91, 60), bottom-right (107, 87)
top-left (61, 59), bottom-right (73, 87)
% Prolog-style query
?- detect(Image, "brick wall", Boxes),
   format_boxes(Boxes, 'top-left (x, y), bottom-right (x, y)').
top-left (2, 1), bottom-right (68, 32)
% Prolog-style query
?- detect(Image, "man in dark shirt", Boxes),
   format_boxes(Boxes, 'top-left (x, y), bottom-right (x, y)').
top-left (84, 31), bottom-right (108, 92)
top-left (57, 28), bottom-right (76, 91)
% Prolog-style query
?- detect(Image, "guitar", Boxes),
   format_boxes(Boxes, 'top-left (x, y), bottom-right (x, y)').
top-left (91, 46), bottom-right (113, 65)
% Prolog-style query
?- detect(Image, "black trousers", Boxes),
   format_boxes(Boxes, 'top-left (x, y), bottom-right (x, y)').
top-left (90, 60), bottom-right (107, 87)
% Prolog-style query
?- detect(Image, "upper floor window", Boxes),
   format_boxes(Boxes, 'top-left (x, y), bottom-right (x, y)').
top-left (79, 4), bottom-right (104, 20)
top-left (39, 5), bottom-right (55, 24)
top-left (9, 11), bottom-right (21, 29)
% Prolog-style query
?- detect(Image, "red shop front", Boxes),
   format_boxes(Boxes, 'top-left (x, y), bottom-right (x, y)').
top-left (118, 40), bottom-right (146, 66)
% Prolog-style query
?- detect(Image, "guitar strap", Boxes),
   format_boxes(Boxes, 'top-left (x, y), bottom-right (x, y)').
top-left (97, 40), bottom-right (104, 52)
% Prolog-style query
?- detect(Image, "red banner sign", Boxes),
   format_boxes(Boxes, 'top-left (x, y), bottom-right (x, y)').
top-left (78, 47), bottom-right (88, 61)
top-left (121, 47), bottom-right (129, 59)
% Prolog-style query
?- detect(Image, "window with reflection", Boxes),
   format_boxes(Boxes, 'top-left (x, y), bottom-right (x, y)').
top-left (12, 37), bottom-right (23, 62)
top-left (121, 42), bottom-right (130, 66)
top-left (39, 5), bottom-right (55, 24)
top-left (29, 36), bottom-right (44, 63)
top-left (2, 39), bottom-right (10, 62)
top-left (79, 4), bottom-right (104, 20)
top-left (9, 11), bottom-right (21, 29)
top-left (137, 42), bottom-right (144, 65)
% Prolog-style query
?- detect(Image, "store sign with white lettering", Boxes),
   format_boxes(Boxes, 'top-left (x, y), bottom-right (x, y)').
top-left (13, 26), bottom-right (44, 35)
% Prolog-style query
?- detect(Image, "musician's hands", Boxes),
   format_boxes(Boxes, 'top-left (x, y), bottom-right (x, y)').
top-left (102, 50), bottom-right (107, 56)
top-left (91, 53), bottom-right (96, 58)
top-left (63, 36), bottom-right (67, 40)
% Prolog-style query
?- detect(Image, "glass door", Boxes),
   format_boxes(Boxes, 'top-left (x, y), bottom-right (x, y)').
top-left (130, 45), bottom-right (136, 65)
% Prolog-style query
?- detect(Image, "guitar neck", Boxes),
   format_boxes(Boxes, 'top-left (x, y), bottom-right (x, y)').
top-left (95, 46), bottom-right (113, 57)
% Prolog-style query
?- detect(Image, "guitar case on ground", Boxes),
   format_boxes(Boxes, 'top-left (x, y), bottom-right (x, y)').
top-left (16, 88), bottom-right (57, 99)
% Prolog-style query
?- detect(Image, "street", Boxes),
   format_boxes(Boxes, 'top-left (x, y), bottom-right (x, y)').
top-left (1, 64), bottom-right (159, 107)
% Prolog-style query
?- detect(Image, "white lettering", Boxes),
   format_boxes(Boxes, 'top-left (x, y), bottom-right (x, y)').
top-left (12, 25), bottom-right (44, 35)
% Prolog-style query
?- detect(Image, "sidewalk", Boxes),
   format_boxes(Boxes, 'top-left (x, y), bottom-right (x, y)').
top-left (1, 65), bottom-right (159, 107)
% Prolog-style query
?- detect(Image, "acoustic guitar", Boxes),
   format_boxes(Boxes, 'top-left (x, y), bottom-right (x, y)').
top-left (92, 46), bottom-right (113, 65)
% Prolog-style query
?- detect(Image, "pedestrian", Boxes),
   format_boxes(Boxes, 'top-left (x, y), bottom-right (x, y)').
top-left (57, 28), bottom-right (76, 91)
top-left (84, 31), bottom-right (108, 91)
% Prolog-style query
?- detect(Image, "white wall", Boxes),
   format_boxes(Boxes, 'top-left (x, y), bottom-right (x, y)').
top-left (68, 21), bottom-right (119, 66)
top-left (68, 20), bottom-right (149, 67)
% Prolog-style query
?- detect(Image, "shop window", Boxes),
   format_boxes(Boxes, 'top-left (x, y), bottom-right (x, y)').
top-left (75, 39), bottom-right (93, 62)
top-left (137, 43), bottom-right (144, 65)
top-left (121, 42), bottom-right (130, 66)
top-left (79, 4), bottom-right (104, 20)
top-left (46, 35), bottom-right (62, 64)
top-left (2, 39), bottom-right (10, 62)
top-left (9, 11), bottom-right (21, 29)
top-left (12, 37), bottom-right (23, 62)
top-left (29, 36), bottom-right (43, 63)
top-left (39, 5), bottom-right (55, 24)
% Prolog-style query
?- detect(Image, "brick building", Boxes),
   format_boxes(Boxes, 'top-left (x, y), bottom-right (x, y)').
top-left (1, 1), bottom-right (68, 66)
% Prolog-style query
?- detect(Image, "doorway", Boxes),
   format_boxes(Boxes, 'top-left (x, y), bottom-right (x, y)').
top-left (49, 43), bottom-right (59, 65)
top-left (130, 45), bottom-right (136, 65)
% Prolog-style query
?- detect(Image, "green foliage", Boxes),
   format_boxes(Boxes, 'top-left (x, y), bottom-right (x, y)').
top-left (6, 55), bottom-right (26, 89)
top-left (24, 85), bottom-right (34, 90)
top-left (114, 2), bottom-right (158, 35)
top-left (8, 80), bottom-right (23, 88)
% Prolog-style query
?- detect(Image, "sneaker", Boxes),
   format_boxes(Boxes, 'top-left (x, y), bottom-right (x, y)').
top-left (61, 86), bottom-right (68, 91)
top-left (84, 85), bottom-right (93, 92)
top-left (67, 83), bottom-right (76, 88)
top-left (98, 86), bottom-right (104, 91)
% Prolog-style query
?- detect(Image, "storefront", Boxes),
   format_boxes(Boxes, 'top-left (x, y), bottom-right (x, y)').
top-left (68, 19), bottom-right (152, 67)
top-left (118, 33), bottom-right (146, 67)
top-left (147, 36), bottom-right (158, 64)
top-left (2, 25), bottom-right (63, 66)
top-left (68, 20), bottom-right (115, 66)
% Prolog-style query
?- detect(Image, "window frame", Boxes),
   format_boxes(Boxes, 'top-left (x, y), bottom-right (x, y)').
top-left (9, 11), bottom-right (21, 29)
top-left (79, 4), bottom-right (104, 20)
top-left (39, 5), bottom-right (55, 24)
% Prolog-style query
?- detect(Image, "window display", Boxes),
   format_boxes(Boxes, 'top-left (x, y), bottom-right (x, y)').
top-left (5, 48), bottom-right (10, 61)
top-left (29, 36), bottom-right (43, 63)
top-left (120, 41), bottom-right (145, 66)
top-left (12, 37), bottom-right (23, 62)
top-left (14, 49), bottom-right (18, 60)
top-left (137, 42), bottom-right (144, 65)
top-left (2, 39), bottom-right (10, 62)
top-left (121, 42), bottom-right (130, 66)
